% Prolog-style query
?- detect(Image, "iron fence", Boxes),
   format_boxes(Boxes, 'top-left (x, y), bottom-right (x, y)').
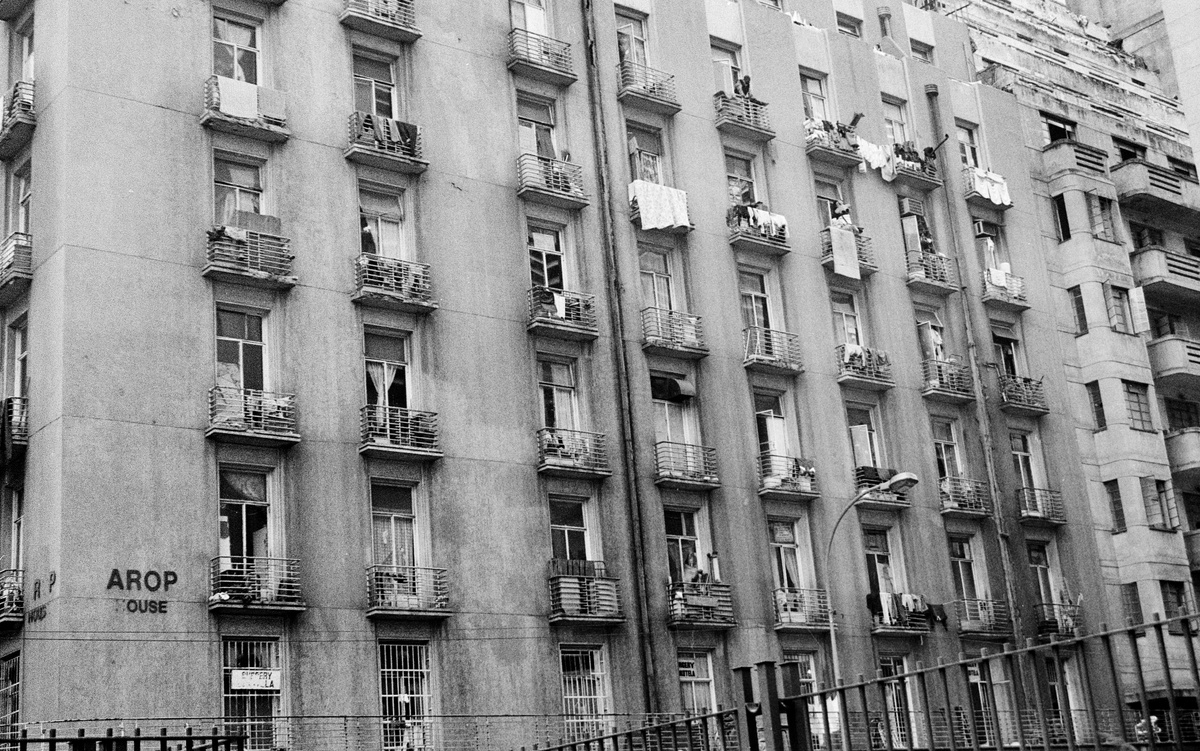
top-left (758, 455), bottom-right (819, 497)
top-left (537, 428), bottom-right (610, 474)
top-left (366, 564), bottom-right (448, 613)
top-left (528, 287), bottom-right (597, 331)
top-left (744, 328), bottom-right (803, 372)
top-left (837, 346), bottom-right (893, 384)
top-left (654, 442), bottom-right (719, 485)
top-left (347, 112), bottom-right (423, 162)
top-left (906, 252), bottom-right (955, 286)
top-left (617, 61), bottom-right (679, 105)
top-left (207, 388), bottom-right (297, 438)
top-left (342, 0), bottom-right (417, 30)
top-left (508, 28), bottom-right (573, 75)
top-left (820, 229), bottom-right (877, 272)
top-left (642, 308), bottom-right (706, 352)
top-left (355, 255), bottom-right (434, 306)
top-left (206, 228), bottom-right (293, 279)
top-left (997, 375), bottom-right (1048, 413)
top-left (547, 559), bottom-right (623, 621)
top-left (713, 94), bottom-right (772, 133)
top-left (1016, 487), bottom-right (1066, 524)
top-left (922, 360), bottom-right (972, 398)
top-left (360, 406), bottom-right (440, 454)
top-left (0, 232), bottom-right (31, 285)
top-left (209, 557), bottom-right (302, 607)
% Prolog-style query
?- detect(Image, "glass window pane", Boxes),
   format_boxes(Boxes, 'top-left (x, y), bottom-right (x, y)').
top-left (354, 56), bottom-right (393, 83)
top-left (371, 484), bottom-right (413, 514)
top-left (216, 310), bottom-right (245, 339)
top-left (550, 499), bottom-right (586, 527)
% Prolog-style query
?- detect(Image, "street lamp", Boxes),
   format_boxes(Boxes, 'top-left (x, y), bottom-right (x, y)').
top-left (824, 471), bottom-right (919, 684)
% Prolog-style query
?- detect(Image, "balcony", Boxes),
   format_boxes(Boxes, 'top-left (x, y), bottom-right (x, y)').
top-left (892, 158), bottom-right (942, 192)
top-left (836, 345), bottom-right (894, 391)
top-left (628, 181), bottom-right (691, 234)
top-left (1147, 336), bottom-right (1200, 392)
top-left (344, 113), bottom-right (427, 174)
top-left (516, 154), bottom-right (588, 210)
top-left (997, 374), bottom-right (1049, 417)
top-left (820, 227), bottom-right (877, 280)
top-left (204, 225), bottom-right (295, 289)
top-left (981, 269), bottom-right (1029, 312)
top-left (507, 28), bottom-right (576, 86)
top-left (359, 405), bottom-right (442, 461)
top-left (641, 308), bottom-right (707, 359)
top-left (207, 387), bottom-right (299, 447)
top-left (352, 255), bottom-right (436, 314)
top-left (616, 61), bottom-right (680, 115)
top-left (962, 167), bottom-right (1013, 211)
top-left (1131, 246), bottom-right (1200, 305)
top-left (1041, 139), bottom-right (1109, 178)
top-left (1185, 531), bottom-right (1200, 572)
top-left (0, 570), bottom-right (21, 627)
top-left (548, 559), bottom-right (624, 625)
top-left (758, 455), bottom-right (819, 500)
top-left (667, 581), bottom-right (735, 629)
top-left (712, 94), bottom-right (774, 142)
top-left (1111, 158), bottom-right (1200, 228)
top-left (0, 82), bottom-right (34, 160)
top-left (1034, 602), bottom-right (1081, 636)
top-left (804, 120), bottom-right (862, 168)
top-left (339, 0), bottom-right (420, 43)
top-left (527, 287), bottom-right (598, 340)
top-left (854, 467), bottom-right (911, 510)
top-left (366, 564), bottom-right (449, 620)
top-left (955, 599), bottom-right (1012, 638)
top-left (209, 557), bottom-right (305, 615)
top-left (3, 397), bottom-right (26, 460)
top-left (727, 206), bottom-right (789, 255)
top-left (743, 327), bottom-right (802, 376)
top-left (1017, 487), bottom-right (1066, 526)
top-left (200, 77), bottom-right (289, 143)
top-left (773, 587), bottom-right (830, 631)
top-left (1165, 428), bottom-right (1200, 484)
top-left (905, 251), bottom-right (956, 296)
top-left (939, 477), bottom-right (991, 518)
top-left (0, 232), bottom-right (32, 306)
top-left (921, 359), bottom-right (974, 404)
top-left (654, 441), bottom-right (719, 490)
top-left (537, 428), bottom-right (611, 480)
top-left (871, 595), bottom-right (932, 635)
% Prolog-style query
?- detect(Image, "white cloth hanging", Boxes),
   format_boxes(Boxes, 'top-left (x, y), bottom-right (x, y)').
top-left (830, 226), bottom-right (860, 279)
top-left (216, 76), bottom-right (259, 119)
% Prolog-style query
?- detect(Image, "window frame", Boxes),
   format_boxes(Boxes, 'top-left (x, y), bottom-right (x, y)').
top-left (221, 637), bottom-right (282, 743)
top-left (799, 73), bottom-right (829, 122)
top-left (212, 13), bottom-right (262, 85)
top-left (215, 306), bottom-right (268, 392)
top-left (835, 13), bottom-right (862, 37)
top-left (677, 651), bottom-right (718, 715)
top-left (957, 124), bottom-right (979, 168)
top-left (364, 329), bottom-right (410, 411)
top-left (615, 9), bottom-right (648, 66)
top-left (537, 355), bottom-right (579, 431)
top-left (1122, 381), bottom-right (1154, 432)
top-left (560, 645), bottom-right (613, 736)
top-left (213, 152), bottom-right (265, 224)
top-left (1105, 480), bottom-right (1126, 533)
top-left (910, 40), bottom-right (934, 64)
top-left (1040, 113), bottom-right (1077, 144)
top-left (379, 641), bottom-right (433, 728)
top-left (352, 52), bottom-right (399, 120)
top-left (1085, 381), bottom-right (1106, 431)
top-left (882, 99), bottom-right (908, 145)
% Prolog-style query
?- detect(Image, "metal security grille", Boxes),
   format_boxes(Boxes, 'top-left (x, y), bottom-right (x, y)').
top-left (560, 647), bottom-right (613, 741)
top-left (380, 642), bottom-right (431, 751)
top-left (222, 639), bottom-right (281, 751)
top-left (0, 652), bottom-right (17, 738)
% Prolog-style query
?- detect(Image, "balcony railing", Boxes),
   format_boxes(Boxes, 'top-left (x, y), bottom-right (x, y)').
top-left (820, 227), bottom-right (877, 277)
top-left (508, 28), bottom-right (575, 85)
top-left (4, 396), bottom-right (26, 449)
top-left (1017, 487), bottom-right (1066, 525)
top-left (997, 373), bottom-right (1048, 415)
top-left (893, 155), bottom-right (942, 190)
top-left (0, 569), bottom-right (22, 624)
top-left (727, 206), bottom-right (789, 254)
top-left (939, 477), bottom-right (991, 517)
top-left (855, 466), bottom-right (910, 509)
top-left (548, 559), bottom-right (623, 623)
top-left (207, 387), bottom-right (298, 445)
top-left (836, 344), bottom-right (894, 388)
top-left (1147, 335), bottom-right (1200, 392)
top-left (1042, 138), bottom-right (1109, 177)
top-left (641, 308), bottom-right (707, 357)
top-left (537, 428), bottom-right (610, 478)
top-left (201, 76), bottom-right (289, 142)
top-left (758, 454), bottom-right (818, 499)
top-left (712, 93), bottom-right (774, 141)
top-left (345, 112), bottom-right (427, 173)
top-left (360, 405), bottom-right (442, 460)
top-left (205, 226), bottom-right (295, 287)
top-left (981, 269), bottom-right (1029, 311)
top-left (616, 61), bottom-right (680, 115)
top-left (209, 556), bottom-right (304, 612)
top-left (1131, 245), bottom-right (1200, 302)
top-left (773, 587), bottom-right (829, 629)
top-left (667, 581), bottom-right (735, 629)
top-left (955, 598), bottom-right (1012, 635)
top-left (517, 154), bottom-right (588, 209)
top-left (527, 286), bottom-right (598, 339)
top-left (339, 0), bottom-right (420, 43)
top-left (353, 254), bottom-right (435, 312)
top-left (804, 119), bottom-right (861, 167)
top-left (1034, 602), bottom-right (1081, 635)
top-left (743, 327), bottom-right (802, 375)
top-left (906, 251), bottom-right (956, 292)
top-left (871, 593), bottom-right (932, 634)
top-left (366, 564), bottom-right (449, 617)
top-left (922, 359), bottom-right (973, 402)
top-left (0, 81), bottom-right (34, 160)
top-left (0, 231), bottom-right (31, 306)
top-left (654, 441), bottom-right (718, 488)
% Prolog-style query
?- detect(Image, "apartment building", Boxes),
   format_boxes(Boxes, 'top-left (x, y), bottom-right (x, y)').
top-left (0, 0), bottom-right (1183, 743)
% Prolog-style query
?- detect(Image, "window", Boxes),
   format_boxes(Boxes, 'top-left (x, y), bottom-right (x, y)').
top-left (627, 124), bottom-right (663, 184)
top-left (517, 95), bottom-right (556, 158)
top-left (380, 642), bottom-right (431, 735)
top-left (1010, 432), bottom-right (1038, 489)
top-left (1104, 285), bottom-right (1132, 333)
top-left (510, 0), bottom-right (547, 35)
top-left (678, 652), bottom-right (716, 715)
top-left (10, 323), bottom-right (26, 399)
top-left (931, 418), bottom-right (961, 479)
top-left (639, 247), bottom-right (675, 310)
top-left (0, 652), bottom-right (15, 739)
top-left (1142, 477), bottom-right (1178, 530)
top-left (1160, 581), bottom-right (1189, 632)
top-left (1027, 542), bottom-right (1055, 604)
top-left (528, 223), bottom-right (564, 290)
top-left (218, 468), bottom-right (270, 568)
top-left (365, 332), bottom-right (408, 411)
top-left (1120, 582), bottom-right (1143, 626)
top-left (992, 330), bottom-right (1019, 377)
top-left (1052, 194), bottom-right (1071, 242)
top-left (879, 655), bottom-right (911, 748)
top-left (814, 180), bottom-right (841, 225)
top-left (1068, 286), bottom-right (1088, 335)
top-left (878, 13), bottom-right (892, 38)
top-left (830, 292), bottom-right (861, 346)
top-left (665, 508), bottom-right (703, 582)
top-left (739, 270), bottom-right (772, 329)
top-left (216, 309), bottom-right (264, 391)
top-left (1151, 310), bottom-right (1187, 339)
top-left (1123, 381), bottom-right (1153, 431)
top-left (1085, 382), bottom-right (1106, 430)
top-left (847, 406), bottom-right (880, 468)
top-left (1165, 398), bottom-right (1200, 431)
top-left (7, 488), bottom-right (21, 570)
top-left (1105, 480), bottom-right (1125, 532)
top-left (213, 16), bottom-right (259, 84)
top-left (560, 647), bottom-right (612, 738)
top-left (214, 156), bottom-right (262, 224)
top-left (800, 74), bottom-right (828, 121)
top-left (882, 100), bottom-right (908, 145)
top-left (372, 482), bottom-right (417, 574)
top-left (836, 13), bottom-right (861, 37)
top-left (1112, 138), bottom-right (1145, 163)
top-left (957, 125), bottom-right (979, 168)
top-left (947, 536), bottom-right (979, 601)
top-left (911, 41), bottom-right (934, 64)
top-left (9, 165), bottom-right (29, 235)
top-left (711, 45), bottom-right (741, 95)
top-left (1128, 222), bottom-right (1163, 249)
top-left (550, 497), bottom-right (588, 561)
top-left (651, 374), bottom-right (697, 445)
top-left (359, 188), bottom-right (405, 259)
top-left (768, 518), bottom-right (811, 592)
top-left (353, 55), bottom-right (396, 120)
top-left (615, 11), bottom-right (647, 65)
top-left (725, 153), bottom-right (755, 206)
top-left (862, 528), bottom-right (897, 594)
top-left (755, 393), bottom-right (789, 457)
top-left (1087, 194), bottom-right (1116, 242)
top-left (1187, 239), bottom-right (1200, 258)
top-left (915, 309), bottom-right (946, 362)
top-left (222, 638), bottom-right (281, 750)
top-left (1040, 113), bottom-right (1076, 144)
top-left (17, 27), bottom-right (32, 83)
top-left (538, 358), bottom-right (577, 430)
top-left (1169, 158), bottom-right (1198, 182)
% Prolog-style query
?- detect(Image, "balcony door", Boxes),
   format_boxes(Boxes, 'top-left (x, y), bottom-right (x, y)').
top-left (550, 497), bottom-right (589, 562)
top-left (1010, 432), bottom-right (1043, 490)
top-left (1027, 542), bottom-right (1058, 606)
top-left (831, 292), bottom-right (862, 346)
top-left (10, 168), bottom-right (29, 236)
top-left (862, 528), bottom-right (897, 596)
top-left (639, 248), bottom-right (674, 310)
top-left (353, 55), bottom-right (396, 120)
top-left (539, 359), bottom-right (578, 431)
top-left (847, 406), bottom-right (880, 469)
top-left (214, 157), bottom-right (263, 225)
top-left (947, 536), bottom-right (980, 601)
top-left (755, 393), bottom-right (788, 457)
top-left (216, 310), bottom-right (265, 392)
top-left (218, 468), bottom-right (271, 581)
top-left (931, 418), bottom-right (961, 480)
top-left (372, 484), bottom-right (416, 571)
top-left (359, 189), bottom-right (405, 260)
top-left (739, 271), bottom-right (772, 329)
top-left (212, 17), bottom-right (259, 84)
top-left (529, 225), bottom-right (565, 291)
top-left (665, 508), bottom-right (708, 583)
top-left (365, 333), bottom-right (408, 411)
top-left (518, 97), bottom-right (556, 159)
top-left (616, 12), bottom-right (647, 65)
top-left (510, 0), bottom-right (547, 35)
top-left (915, 312), bottom-right (945, 362)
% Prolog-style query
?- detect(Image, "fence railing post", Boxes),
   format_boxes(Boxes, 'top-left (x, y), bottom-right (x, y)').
top-left (756, 662), bottom-right (784, 751)
top-left (736, 666), bottom-right (759, 751)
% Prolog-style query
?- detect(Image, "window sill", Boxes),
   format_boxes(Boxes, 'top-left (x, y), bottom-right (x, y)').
top-left (1130, 427), bottom-right (1160, 434)
top-left (1111, 528), bottom-right (1126, 534)
top-left (1147, 525), bottom-right (1179, 534)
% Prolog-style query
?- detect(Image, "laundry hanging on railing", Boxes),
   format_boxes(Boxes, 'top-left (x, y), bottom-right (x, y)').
top-left (628, 180), bottom-right (690, 231)
top-left (966, 167), bottom-right (1012, 206)
top-left (828, 225), bottom-right (860, 279)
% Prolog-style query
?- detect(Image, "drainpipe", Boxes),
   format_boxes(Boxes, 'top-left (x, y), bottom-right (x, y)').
top-left (924, 84), bottom-right (1024, 637)
top-left (580, 0), bottom-right (660, 712)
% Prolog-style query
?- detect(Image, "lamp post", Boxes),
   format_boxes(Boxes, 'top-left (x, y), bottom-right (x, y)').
top-left (824, 471), bottom-right (920, 684)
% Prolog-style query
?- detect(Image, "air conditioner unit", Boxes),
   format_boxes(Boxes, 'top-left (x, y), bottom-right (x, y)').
top-left (898, 196), bottom-right (925, 217)
top-left (974, 220), bottom-right (998, 238)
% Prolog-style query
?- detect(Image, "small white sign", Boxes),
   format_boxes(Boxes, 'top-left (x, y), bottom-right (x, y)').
top-left (231, 669), bottom-right (280, 691)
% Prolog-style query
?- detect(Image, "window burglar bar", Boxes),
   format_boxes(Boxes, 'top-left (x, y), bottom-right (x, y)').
top-left (206, 229), bottom-right (294, 278)
top-left (508, 28), bottom-right (573, 75)
top-left (641, 307), bottom-right (706, 351)
top-left (222, 640), bottom-right (281, 751)
top-left (209, 387), bottom-right (297, 437)
top-left (355, 255), bottom-right (434, 305)
top-left (1017, 487), bottom-right (1066, 523)
top-left (367, 565), bottom-right (448, 612)
top-left (360, 405), bottom-right (441, 452)
top-left (537, 428), bottom-right (610, 473)
top-left (547, 559), bottom-right (623, 620)
top-left (342, 0), bottom-right (416, 30)
top-left (210, 557), bottom-right (302, 606)
top-left (617, 61), bottom-right (679, 105)
top-left (820, 229), bottom-right (877, 272)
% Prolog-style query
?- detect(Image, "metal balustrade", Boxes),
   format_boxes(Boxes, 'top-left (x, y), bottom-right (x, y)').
top-left (820, 228), bottom-right (877, 275)
top-left (954, 598), bottom-right (1012, 635)
top-left (894, 158), bottom-right (941, 189)
top-left (773, 587), bottom-right (829, 628)
top-left (667, 581), bottom-right (735, 628)
top-left (1017, 486), bottom-right (1066, 524)
top-left (354, 254), bottom-right (434, 310)
top-left (0, 231), bottom-right (32, 290)
top-left (339, 0), bottom-right (419, 42)
top-left (207, 387), bottom-right (297, 441)
top-left (208, 556), bottom-right (303, 609)
top-left (758, 454), bottom-right (819, 498)
top-left (727, 208), bottom-right (790, 253)
top-left (345, 112), bottom-right (426, 172)
top-left (997, 373), bottom-right (1048, 414)
top-left (641, 307), bottom-right (706, 355)
top-left (508, 28), bottom-right (574, 80)
top-left (905, 250), bottom-right (955, 288)
top-left (360, 405), bottom-right (441, 456)
top-left (366, 564), bottom-right (448, 615)
top-left (854, 466), bottom-right (910, 509)
top-left (744, 327), bottom-right (803, 374)
top-left (1033, 601), bottom-right (1082, 634)
top-left (537, 428), bottom-right (610, 476)
top-left (938, 476), bottom-right (991, 516)
top-left (4, 396), bottom-right (26, 447)
top-left (547, 559), bottom-right (623, 622)
top-left (836, 344), bottom-right (894, 386)
top-left (654, 441), bottom-right (719, 487)
top-left (202, 77), bottom-right (288, 141)
top-left (534, 711), bottom-right (741, 751)
top-left (527, 286), bottom-right (598, 336)
top-left (206, 227), bottom-right (294, 281)
top-left (981, 269), bottom-right (1029, 310)
top-left (870, 593), bottom-right (932, 633)
top-left (517, 154), bottom-right (586, 200)
top-left (616, 61), bottom-right (680, 113)
top-left (713, 94), bottom-right (774, 140)
top-left (921, 359), bottom-right (972, 400)
top-left (0, 81), bottom-right (33, 159)
top-left (0, 569), bottom-right (22, 623)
